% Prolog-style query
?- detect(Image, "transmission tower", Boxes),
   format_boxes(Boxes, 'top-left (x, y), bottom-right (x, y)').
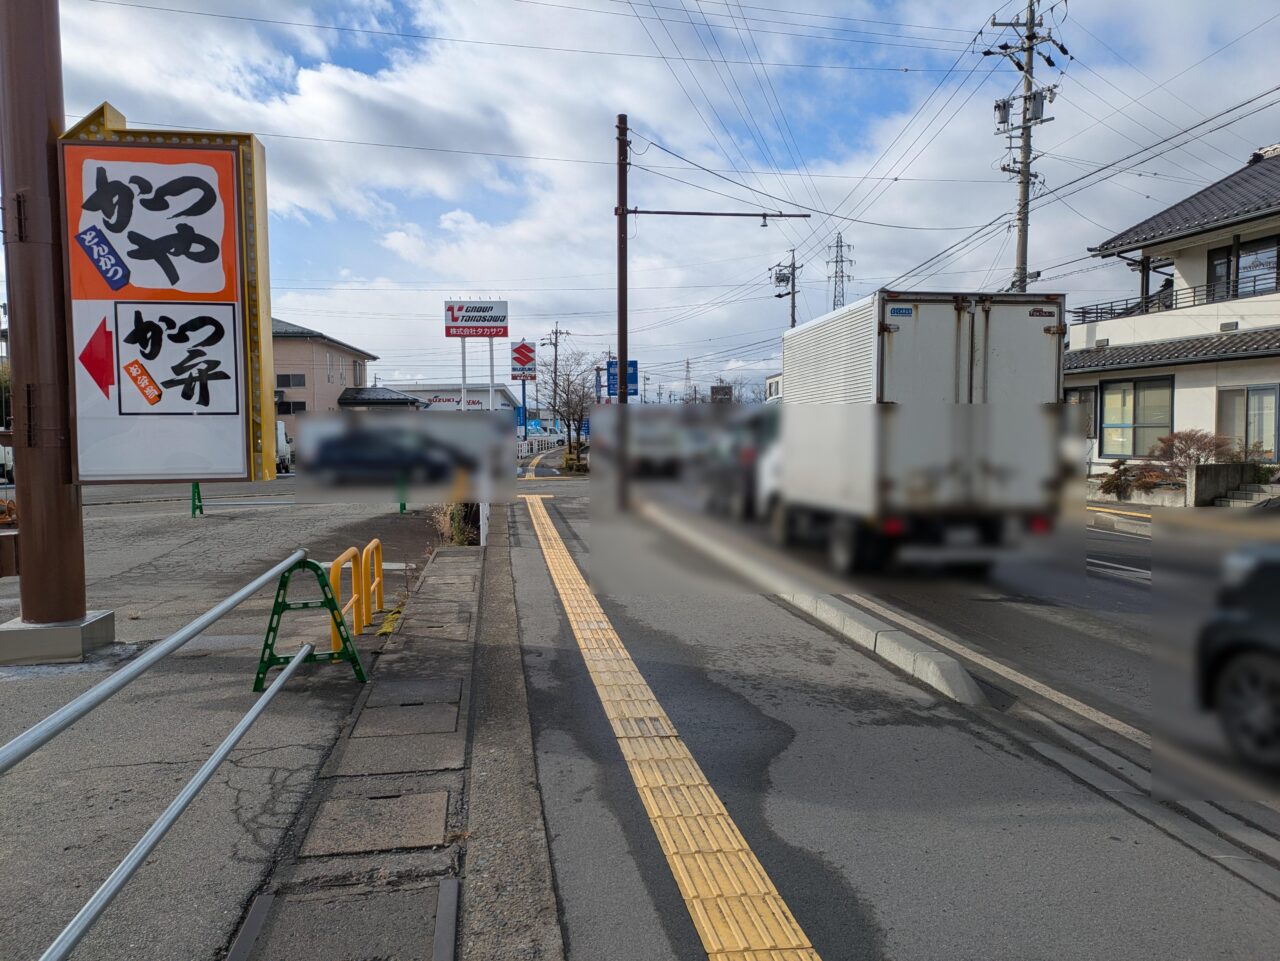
top-left (683, 358), bottom-right (692, 404)
top-left (986, 0), bottom-right (1067, 292)
top-left (827, 233), bottom-right (850, 310)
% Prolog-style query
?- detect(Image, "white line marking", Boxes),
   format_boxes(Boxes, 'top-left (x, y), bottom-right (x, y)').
top-left (1087, 558), bottom-right (1153, 579)
top-left (1088, 527), bottom-right (1153, 542)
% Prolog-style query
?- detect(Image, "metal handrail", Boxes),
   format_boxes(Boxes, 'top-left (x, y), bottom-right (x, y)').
top-left (1069, 275), bottom-right (1279, 324)
top-left (37, 642), bottom-right (315, 961)
top-left (0, 548), bottom-right (307, 776)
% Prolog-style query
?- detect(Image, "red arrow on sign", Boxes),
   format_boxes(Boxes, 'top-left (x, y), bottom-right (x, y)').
top-left (79, 317), bottom-right (115, 399)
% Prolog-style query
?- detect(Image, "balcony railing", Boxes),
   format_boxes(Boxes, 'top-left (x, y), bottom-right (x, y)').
top-left (1068, 276), bottom-right (1279, 324)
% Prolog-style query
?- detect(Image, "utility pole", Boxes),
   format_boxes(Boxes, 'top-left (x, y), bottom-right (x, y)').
top-left (828, 233), bottom-right (849, 310)
top-left (614, 113), bottom-right (808, 504)
top-left (616, 113), bottom-right (631, 507)
top-left (0, 0), bottom-right (91, 639)
top-left (771, 250), bottom-right (802, 328)
top-left (988, 0), bottom-right (1062, 292)
top-left (642, 373), bottom-right (650, 404)
top-left (540, 322), bottom-right (569, 432)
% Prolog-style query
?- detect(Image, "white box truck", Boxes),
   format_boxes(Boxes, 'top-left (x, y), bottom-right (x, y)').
top-left (772, 289), bottom-right (1066, 572)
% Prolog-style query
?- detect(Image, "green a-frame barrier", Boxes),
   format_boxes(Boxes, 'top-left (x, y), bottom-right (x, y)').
top-left (253, 558), bottom-right (367, 692)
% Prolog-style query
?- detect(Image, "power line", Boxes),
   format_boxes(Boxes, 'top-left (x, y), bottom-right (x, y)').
top-left (77, 0), bottom-right (959, 72)
top-left (631, 134), bottom-right (993, 229)
top-left (515, 0), bottom-right (984, 52)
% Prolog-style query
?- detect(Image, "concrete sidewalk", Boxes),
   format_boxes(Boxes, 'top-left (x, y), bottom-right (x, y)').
top-left (228, 515), bottom-right (563, 961)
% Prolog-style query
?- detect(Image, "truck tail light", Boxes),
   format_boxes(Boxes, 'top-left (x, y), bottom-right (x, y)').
top-left (881, 516), bottom-right (907, 537)
top-left (1026, 514), bottom-right (1053, 535)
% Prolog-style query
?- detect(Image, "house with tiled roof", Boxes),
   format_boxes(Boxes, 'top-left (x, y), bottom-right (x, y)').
top-left (271, 318), bottom-right (378, 437)
top-left (1065, 144), bottom-right (1280, 473)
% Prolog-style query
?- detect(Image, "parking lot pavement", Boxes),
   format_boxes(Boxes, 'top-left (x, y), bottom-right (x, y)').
top-left (0, 499), bottom-right (441, 961)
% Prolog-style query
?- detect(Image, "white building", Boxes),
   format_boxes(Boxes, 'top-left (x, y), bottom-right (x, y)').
top-left (764, 371), bottom-right (782, 403)
top-left (1065, 144), bottom-right (1280, 472)
top-left (381, 381), bottom-right (520, 412)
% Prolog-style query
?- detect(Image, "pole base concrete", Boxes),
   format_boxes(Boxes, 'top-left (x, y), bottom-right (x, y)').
top-left (0, 610), bottom-right (115, 665)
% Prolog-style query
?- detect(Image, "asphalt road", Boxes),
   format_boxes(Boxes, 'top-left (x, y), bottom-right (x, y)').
top-left (510, 479), bottom-right (1279, 961)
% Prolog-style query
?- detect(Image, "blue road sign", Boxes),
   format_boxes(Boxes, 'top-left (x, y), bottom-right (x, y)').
top-left (607, 359), bottom-right (638, 397)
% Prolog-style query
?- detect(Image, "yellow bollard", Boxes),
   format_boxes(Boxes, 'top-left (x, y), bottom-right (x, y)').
top-left (329, 547), bottom-right (364, 652)
top-left (362, 538), bottom-right (384, 617)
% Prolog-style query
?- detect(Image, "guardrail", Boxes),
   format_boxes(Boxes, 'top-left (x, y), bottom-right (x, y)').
top-left (0, 550), bottom-right (322, 961)
top-left (517, 435), bottom-right (564, 459)
top-left (36, 643), bottom-right (315, 961)
top-left (0, 548), bottom-right (307, 776)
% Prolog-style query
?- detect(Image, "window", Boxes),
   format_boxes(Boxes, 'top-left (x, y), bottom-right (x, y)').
top-left (1207, 246), bottom-right (1232, 302)
top-left (1221, 386), bottom-right (1278, 462)
top-left (1064, 386), bottom-right (1097, 440)
top-left (275, 373), bottom-right (305, 389)
top-left (326, 351), bottom-right (333, 383)
top-left (1238, 238), bottom-right (1279, 297)
top-left (353, 360), bottom-right (364, 386)
top-left (276, 400), bottom-right (307, 415)
top-left (1099, 377), bottom-right (1172, 458)
top-left (1206, 236), bottom-right (1280, 302)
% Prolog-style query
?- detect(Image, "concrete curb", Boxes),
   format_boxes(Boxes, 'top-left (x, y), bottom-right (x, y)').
top-left (637, 501), bottom-right (987, 707)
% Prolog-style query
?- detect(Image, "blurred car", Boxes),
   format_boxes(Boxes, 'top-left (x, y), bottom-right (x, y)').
top-left (307, 428), bottom-right (472, 486)
top-left (1197, 544), bottom-right (1280, 770)
top-left (703, 406), bottom-right (778, 521)
top-left (631, 414), bottom-right (683, 477)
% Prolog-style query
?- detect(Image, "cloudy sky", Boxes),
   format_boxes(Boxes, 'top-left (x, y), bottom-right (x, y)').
top-left (46, 0), bottom-right (1280, 394)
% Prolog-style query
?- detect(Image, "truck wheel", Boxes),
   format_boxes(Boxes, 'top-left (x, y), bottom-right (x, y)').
top-left (1215, 652), bottom-right (1280, 771)
top-left (829, 517), bottom-right (857, 574)
top-left (768, 500), bottom-right (795, 547)
top-left (831, 517), bottom-right (887, 575)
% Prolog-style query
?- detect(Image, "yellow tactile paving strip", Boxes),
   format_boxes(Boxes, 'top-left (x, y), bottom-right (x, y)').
top-left (520, 495), bottom-right (822, 961)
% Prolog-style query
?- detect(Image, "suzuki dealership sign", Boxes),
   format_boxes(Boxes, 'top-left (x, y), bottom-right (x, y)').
top-left (511, 339), bottom-right (536, 380)
top-left (445, 300), bottom-right (508, 337)
top-left (61, 104), bottom-right (275, 482)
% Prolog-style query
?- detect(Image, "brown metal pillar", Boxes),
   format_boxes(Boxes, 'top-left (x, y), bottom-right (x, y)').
top-left (1231, 234), bottom-right (1241, 298)
top-left (1139, 255), bottom-right (1150, 309)
top-left (0, 0), bottom-right (87, 622)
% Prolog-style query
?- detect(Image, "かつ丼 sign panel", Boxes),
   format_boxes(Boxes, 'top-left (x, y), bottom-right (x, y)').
top-left (60, 110), bottom-right (275, 482)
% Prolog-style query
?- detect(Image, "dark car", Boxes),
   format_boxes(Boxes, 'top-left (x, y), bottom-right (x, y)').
top-left (308, 429), bottom-right (472, 486)
top-left (1196, 544), bottom-right (1280, 770)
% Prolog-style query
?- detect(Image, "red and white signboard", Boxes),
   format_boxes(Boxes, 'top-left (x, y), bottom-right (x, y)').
top-left (511, 339), bottom-right (536, 381)
top-left (445, 300), bottom-right (508, 338)
top-left (63, 138), bottom-right (251, 481)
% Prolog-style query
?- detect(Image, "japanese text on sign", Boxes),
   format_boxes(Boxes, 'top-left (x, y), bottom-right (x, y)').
top-left (445, 300), bottom-right (509, 338)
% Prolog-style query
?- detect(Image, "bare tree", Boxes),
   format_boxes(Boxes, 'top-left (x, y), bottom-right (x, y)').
top-left (538, 348), bottom-right (603, 453)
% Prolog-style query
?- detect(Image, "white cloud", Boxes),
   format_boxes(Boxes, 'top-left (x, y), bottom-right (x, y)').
top-left (46, 0), bottom-right (1280, 386)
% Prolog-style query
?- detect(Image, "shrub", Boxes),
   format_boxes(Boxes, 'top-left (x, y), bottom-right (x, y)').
top-left (448, 503), bottom-right (479, 545)
top-left (1147, 429), bottom-right (1232, 480)
top-left (1098, 459), bottom-right (1135, 500)
top-left (1133, 469), bottom-right (1165, 493)
top-left (1234, 440), bottom-right (1278, 485)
